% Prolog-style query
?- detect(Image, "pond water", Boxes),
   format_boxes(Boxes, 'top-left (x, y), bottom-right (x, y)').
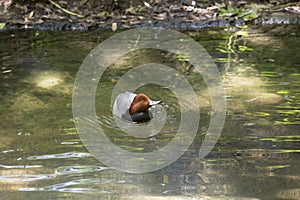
top-left (0, 25), bottom-right (299, 200)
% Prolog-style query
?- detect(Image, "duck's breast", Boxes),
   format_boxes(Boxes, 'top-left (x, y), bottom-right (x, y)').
top-left (113, 92), bottom-right (136, 119)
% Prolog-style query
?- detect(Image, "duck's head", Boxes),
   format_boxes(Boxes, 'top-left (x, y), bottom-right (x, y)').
top-left (129, 94), bottom-right (150, 115)
top-left (129, 93), bottom-right (161, 122)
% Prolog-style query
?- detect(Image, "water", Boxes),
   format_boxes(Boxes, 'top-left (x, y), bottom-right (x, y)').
top-left (0, 25), bottom-right (299, 200)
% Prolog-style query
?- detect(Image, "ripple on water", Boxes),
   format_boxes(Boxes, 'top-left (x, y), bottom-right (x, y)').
top-left (55, 165), bottom-right (110, 175)
top-left (19, 187), bottom-right (99, 193)
top-left (97, 114), bottom-right (118, 129)
top-left (27, 152), bottom-right (91, 160)
top-left (0, 164), bottom-right (42, 169)
top-left (60, 141), bottom-right (79, 145)
top-left (19, 178), bottom-right (113, 194)
top-left (0, 174), bottom-right (55, 182)
top-left (1, 150), bottom-right (15, 154)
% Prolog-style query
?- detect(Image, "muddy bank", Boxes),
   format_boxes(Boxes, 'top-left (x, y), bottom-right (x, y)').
top-left (2, 13), bottom-right (299, 31)
top-left (0, 0), bottom-right (299, 31)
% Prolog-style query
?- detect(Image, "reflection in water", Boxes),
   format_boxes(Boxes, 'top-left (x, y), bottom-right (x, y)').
top-left (0, 174), bottom-right (55, 182)
top-left (0, 26), bottom-right (299, 199)
top-left (27, 152), bottom-right (91, 160)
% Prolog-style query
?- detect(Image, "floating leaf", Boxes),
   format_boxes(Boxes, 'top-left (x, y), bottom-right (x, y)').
top-left (277, 110), bottom-right (299, 115)
top-left (0, 23), bottom-right (5, 30)
top-left (259, 135), bottom-right (300, 142)
top-left (237, 25), bottom-right (249, 29)
top-left (239, 45), bottom-right (253, 52)
top-left (236, 30), bottom-right (249, 37)
top-left (277, 90), bottom-right (289, 95)
top-left (275, 149), bottom-right (300, 153)
top-left (208, 30), bottom-right (218, 35)
top-left (277, 135), bottom-right (300, 139)
top-left (214, 58), bottom-right (230, 63)
top-left (274, 120), bottom-right (299, 125)
top-left (253, 112), bottom-right (270, 117)
top-left (267, 165), bottom-right (290, 170)
top-left (216, 47), bottom-right (230, 53)
top-left (276, 105), bottom-right (298, 109)
top-left (121, 146), bottom-right (144, 151)
top-left (260, 71), bottom-right (280, 77)
top-left (259, 137), bottom-right (277, 142)
top-left (179, 39), bottom-right (190, 42)
top-left (176, 55), bottom-right (189, 62)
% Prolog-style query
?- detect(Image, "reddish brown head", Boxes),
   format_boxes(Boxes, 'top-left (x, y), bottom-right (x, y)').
top-left (129, 94), bottom-right (150, 115)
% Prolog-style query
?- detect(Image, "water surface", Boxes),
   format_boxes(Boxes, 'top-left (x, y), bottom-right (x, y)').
top-left (0, 25), bottom-right (299, 200)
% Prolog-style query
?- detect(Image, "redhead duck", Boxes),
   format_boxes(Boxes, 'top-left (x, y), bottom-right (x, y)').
top-left (113, 92), bottom-right (161, 123)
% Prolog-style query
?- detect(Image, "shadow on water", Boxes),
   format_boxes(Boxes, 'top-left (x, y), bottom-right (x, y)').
top-left (0, 25), bottom-right (299, 199)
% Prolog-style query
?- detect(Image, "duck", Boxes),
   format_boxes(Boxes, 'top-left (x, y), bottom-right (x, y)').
top-left (113, 92), bottom-right (161, 123)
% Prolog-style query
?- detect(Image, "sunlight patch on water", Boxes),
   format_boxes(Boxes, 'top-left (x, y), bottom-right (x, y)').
top-left (224, 75), bottom-right (283, 111)
top-left (34, 71), bottom-right (63, 89)
top-left (36, 76), bottom-right (61, 88)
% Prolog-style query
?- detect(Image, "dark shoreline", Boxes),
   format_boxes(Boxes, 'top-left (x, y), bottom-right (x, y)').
top-left (1, 1), bottom-right (299, 31)
top-left (2, 13), bottom-right (299, 31)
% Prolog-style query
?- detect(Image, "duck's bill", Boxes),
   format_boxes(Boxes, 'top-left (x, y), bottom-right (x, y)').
top-left (149, 100), bottom-right (162, 106)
